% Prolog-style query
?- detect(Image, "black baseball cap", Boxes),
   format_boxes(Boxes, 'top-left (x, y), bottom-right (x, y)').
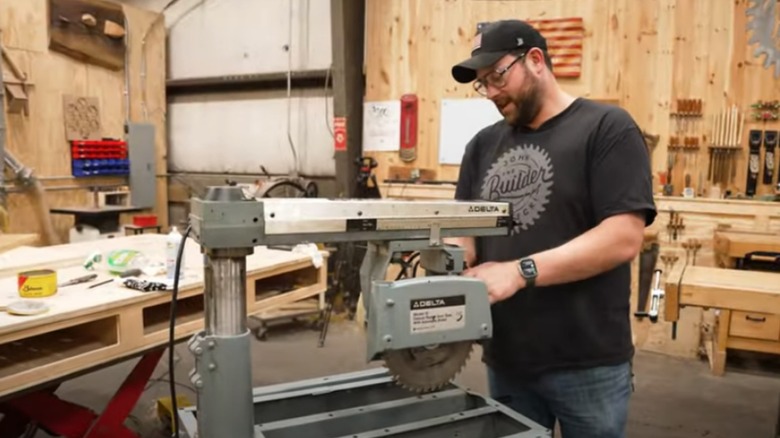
top-left (451, 20), bottom-right (548, 83)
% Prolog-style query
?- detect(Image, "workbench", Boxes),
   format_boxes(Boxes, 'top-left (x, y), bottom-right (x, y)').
top-left (713, 230), bottom-right (780, 268)
top-left (665, 264), bottom-right (780, 375)
top-left (0, 233), bottom-right (39, 252)
top-left (0, 234), bottom-right (327, 436)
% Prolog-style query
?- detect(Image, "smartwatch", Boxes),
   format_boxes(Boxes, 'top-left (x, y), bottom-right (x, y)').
top-left (517, 258), bottom-right (538, 288)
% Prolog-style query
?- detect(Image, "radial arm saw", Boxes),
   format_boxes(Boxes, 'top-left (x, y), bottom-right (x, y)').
top-left (185, 185), bottom-right (514, 438)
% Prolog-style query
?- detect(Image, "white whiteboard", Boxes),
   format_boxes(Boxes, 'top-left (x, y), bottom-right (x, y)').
top-left (438, 98), bottom-right (503, 165)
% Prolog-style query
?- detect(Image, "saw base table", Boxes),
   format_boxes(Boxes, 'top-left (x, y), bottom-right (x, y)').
top-left (665, 265), bottom-right (780, 375)
top-left (177, 368), bottom-right (552, 438)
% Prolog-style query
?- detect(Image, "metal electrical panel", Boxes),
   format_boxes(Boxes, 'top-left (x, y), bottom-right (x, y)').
top-left (127, 122), bottom-right (156, 208)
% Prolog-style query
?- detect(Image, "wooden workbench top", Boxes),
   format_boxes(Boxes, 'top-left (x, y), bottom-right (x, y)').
top-left (713, 231), bottom-right (780, 257)
top-left (0, 233), bottom-right (328, 400)
top-left (667, 265), bottom-right (780, 315)
top-left (0, 234), bottom-right (322, 335)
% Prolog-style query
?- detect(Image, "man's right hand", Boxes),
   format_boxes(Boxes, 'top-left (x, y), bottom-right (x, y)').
top-left (443, 236), bottom-right (476, 268)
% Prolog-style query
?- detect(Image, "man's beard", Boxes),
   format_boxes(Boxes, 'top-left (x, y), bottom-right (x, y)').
top-left (496, 77), bottom-right (543, 128)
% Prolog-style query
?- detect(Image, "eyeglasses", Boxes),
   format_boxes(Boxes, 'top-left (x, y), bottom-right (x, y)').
top-left (473, 53), bottom-right (525, 96)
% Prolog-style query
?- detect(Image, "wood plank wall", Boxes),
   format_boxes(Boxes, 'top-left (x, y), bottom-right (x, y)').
top-left (0, 0), bottom-right (168, 244)
top-left (364, 0), bottom-right (780, 199)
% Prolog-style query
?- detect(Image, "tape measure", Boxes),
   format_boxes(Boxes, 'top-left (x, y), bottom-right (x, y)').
top-left (17, 269), bottom-right (57, 298)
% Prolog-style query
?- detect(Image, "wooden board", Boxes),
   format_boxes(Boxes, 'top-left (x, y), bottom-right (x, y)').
top-left (0, 234), bottom-right (327, 399)
top-left (48, 0), bottom-right (126, 71)
top-left (364, 0), bottom-right (780, 199)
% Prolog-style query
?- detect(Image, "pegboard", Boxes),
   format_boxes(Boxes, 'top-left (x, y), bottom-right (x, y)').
top-left (62, 95), bottom-right (102, 140)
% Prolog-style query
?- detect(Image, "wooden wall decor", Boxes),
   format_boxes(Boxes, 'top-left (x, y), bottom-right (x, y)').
top-left (476, 17), bottom-right (585, 78)
top-left (745, 0), bottom-right (780, 79)
top-left (48, 0), bottom-right (126, 71)
top-left (529, 17), bottom-right (585, 79)
top-left (62, 95), bottom-right (101, 140)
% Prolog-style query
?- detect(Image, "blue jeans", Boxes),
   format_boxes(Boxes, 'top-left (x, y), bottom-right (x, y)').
top-left (487, 361), bottom-right (632, 438)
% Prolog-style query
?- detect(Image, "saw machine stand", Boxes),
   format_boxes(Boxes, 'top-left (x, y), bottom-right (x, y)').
top-left (184, 186), bottom-right (513, 438)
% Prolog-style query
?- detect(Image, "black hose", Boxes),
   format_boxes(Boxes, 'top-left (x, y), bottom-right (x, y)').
top-left (169, 224), bottom-right (192, 438)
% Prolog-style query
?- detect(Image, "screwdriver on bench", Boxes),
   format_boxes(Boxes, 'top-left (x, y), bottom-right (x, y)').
top-left (88, 268), bottom-right (144, 289)
top-left (59, 273), bottom-right (98, 287)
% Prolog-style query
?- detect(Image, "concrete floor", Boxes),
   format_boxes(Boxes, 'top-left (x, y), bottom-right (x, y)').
top-left (30, 318), bottom-right (780, 437)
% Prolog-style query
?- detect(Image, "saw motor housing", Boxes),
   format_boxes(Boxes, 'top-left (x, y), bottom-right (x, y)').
top-left (363, 242), bottom-right (492, 362)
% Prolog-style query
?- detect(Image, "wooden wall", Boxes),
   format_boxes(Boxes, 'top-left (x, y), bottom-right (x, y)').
top-left (1, 0), bottom-right (168, 244)
top-left (364, 0), bottom-right (780, 199)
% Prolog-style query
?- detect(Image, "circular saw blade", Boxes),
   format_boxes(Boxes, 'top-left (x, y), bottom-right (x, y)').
top-left (383, 341), bottom-right (474, 393)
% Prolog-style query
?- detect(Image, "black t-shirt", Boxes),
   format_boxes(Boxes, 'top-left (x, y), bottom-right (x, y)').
top-left (454, 97), bottom-right (657, 379)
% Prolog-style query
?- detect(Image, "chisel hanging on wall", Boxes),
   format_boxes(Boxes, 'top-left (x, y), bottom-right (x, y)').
top-left (763, 130), bottom-right (777, 185)
top-left (746, 130), bottom-right (763, 196)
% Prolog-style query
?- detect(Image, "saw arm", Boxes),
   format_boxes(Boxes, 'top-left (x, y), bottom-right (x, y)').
top-left (187, 185), bottom-right (512, 438)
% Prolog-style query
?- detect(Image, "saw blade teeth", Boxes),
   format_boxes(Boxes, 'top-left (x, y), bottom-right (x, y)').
top-left (382, 341), bottom-right (475, 393)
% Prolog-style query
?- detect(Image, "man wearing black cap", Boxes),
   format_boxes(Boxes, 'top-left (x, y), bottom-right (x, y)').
top-left (446, 19), bottom-right (657, 437)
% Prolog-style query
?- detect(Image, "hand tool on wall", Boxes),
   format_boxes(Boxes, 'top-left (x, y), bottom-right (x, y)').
top-left (666, 210), bottom-right (685, 242)
top-left (672, 98), bottom-right (703, 135)
top-left (747, 130), bottom-right (763, 196)
top-left (634, 241), bottom-right (660, 320)
top-left (708, 105), bottom-right (744, 188)
top-left (682, 238), bottom-right (702, 266)
top-left (763, 130), bottom-right (777, 185)
top-left (634, 270), bottom-right (664, 322)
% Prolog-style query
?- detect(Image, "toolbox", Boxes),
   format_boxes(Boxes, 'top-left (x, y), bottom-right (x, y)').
top-left (177, 367), bottom-right (551, 437)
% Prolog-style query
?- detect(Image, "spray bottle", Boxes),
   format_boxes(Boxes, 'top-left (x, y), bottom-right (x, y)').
top-left (166, 226), bottom-right (185, 280)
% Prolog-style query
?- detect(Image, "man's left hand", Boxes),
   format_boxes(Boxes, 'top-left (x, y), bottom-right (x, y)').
top-left (463, 261), bottom-right (525, 304)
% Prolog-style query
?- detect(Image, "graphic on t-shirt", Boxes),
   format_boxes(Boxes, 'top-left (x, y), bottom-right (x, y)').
top-left (480, 144), bottom-right (554, 231)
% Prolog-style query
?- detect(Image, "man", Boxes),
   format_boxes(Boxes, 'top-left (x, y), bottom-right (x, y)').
top-left (447, 19), bottom-right (657, 437)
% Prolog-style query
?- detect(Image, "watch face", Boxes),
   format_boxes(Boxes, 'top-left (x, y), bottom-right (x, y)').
top-left (520, 259), bottom-right (537, 277)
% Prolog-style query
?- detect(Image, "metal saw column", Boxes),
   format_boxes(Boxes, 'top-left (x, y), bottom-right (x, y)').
top-left (188, 247), bottom-right (255, 438)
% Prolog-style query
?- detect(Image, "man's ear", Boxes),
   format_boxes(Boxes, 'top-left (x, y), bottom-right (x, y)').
top-left (528, 49), bottom-right (546, 73)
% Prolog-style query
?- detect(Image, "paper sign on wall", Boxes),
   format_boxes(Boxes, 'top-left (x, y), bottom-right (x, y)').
top-left (363, 100), bottom-right (400, 151)
top-left (438, 98), bottom-right (503, 165)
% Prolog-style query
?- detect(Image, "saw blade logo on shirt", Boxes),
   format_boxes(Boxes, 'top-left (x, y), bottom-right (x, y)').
top-left (480, 144), bottom-right (554, 231)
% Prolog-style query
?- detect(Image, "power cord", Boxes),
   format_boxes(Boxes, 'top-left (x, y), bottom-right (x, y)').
top-left (169, 224), bottom-right (192, 438)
